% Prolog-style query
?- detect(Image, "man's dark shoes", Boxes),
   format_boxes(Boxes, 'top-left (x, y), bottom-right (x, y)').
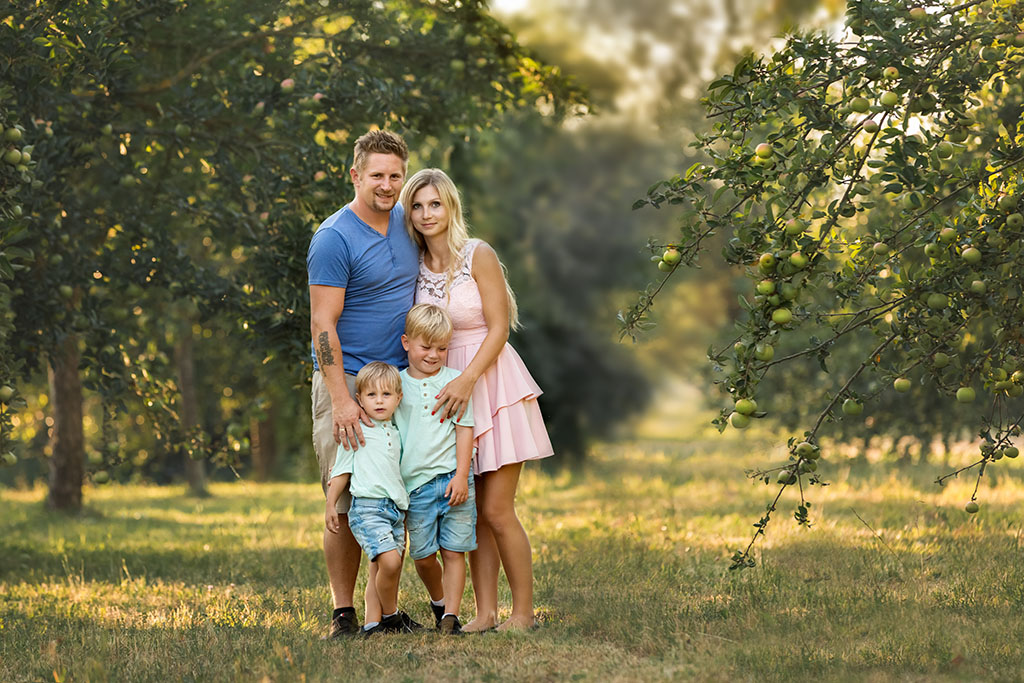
top-left (430, 602), bottom-right (445, 628)
top-left (363, 612), bottom-right (413, 636)
top-left (324, 609), bottom-right (359, 640)
top-left (438, 614), bottom-right (463, 635)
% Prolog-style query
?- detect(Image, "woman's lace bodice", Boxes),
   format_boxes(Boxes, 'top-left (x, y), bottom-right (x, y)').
top-left (415, 239), bottom-right (486, 332)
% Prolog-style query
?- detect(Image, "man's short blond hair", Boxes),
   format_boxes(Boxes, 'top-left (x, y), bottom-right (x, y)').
top-left (352, 130), bottom-right (409, 172)
top-left (404, 304), bottom-right (454, 346)
top-left (354, 361), bottom-right (402, 395)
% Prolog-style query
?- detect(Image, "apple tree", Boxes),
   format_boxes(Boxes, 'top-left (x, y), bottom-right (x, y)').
top-left (0, 0), bottom-right (581, 509)
top-left (625, 0), bottom-right (1024, 568)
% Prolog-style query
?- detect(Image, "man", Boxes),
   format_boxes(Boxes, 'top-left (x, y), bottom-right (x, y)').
top-left (307, 130), bottom-right (419, 638)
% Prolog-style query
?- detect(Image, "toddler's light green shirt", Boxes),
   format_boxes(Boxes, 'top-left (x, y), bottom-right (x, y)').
top-left (330, 418), bottom-right (408, 509)
top-left (395, 366), bottom-right (475, 493)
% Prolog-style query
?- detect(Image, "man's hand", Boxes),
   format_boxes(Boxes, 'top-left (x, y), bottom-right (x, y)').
top-left (432, 373), bottom-right (475, 423)
top-left (325, 504), bottom-right (342, 534)
top-left (445, 476), bottom-right (469, 507)
top-left (333, 397), bottom-right (373, 450)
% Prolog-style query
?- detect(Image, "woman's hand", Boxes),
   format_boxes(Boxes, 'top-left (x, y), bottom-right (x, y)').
top-left (432, 372), bottom-right (476, 423)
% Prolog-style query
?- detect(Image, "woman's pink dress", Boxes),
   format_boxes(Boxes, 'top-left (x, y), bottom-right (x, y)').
top-left (415, 239), bottom-right (554, 475)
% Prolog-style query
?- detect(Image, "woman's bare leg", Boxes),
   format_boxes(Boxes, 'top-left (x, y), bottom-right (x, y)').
top-left (463, 475), bottom-right (500, 632)
top-left (483, 463), bottom-right (535, 631)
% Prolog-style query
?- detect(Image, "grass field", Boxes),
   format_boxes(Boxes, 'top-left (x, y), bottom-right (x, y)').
top-left (4, 415), bottom-right (1024, 681)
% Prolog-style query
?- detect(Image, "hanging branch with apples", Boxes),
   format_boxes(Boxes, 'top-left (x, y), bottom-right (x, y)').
top-left (624, 0), bottom-right (1024, 569)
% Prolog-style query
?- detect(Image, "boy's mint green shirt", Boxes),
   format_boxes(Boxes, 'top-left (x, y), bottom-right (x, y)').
top-left (394, 366), bottom-right (475, 493)
top-left (330, 418), bottom-right (409, 510)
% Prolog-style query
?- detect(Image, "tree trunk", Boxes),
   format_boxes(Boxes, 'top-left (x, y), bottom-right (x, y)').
top-left (249, 403), bottom-right (277, 481)
top-left (175, 330), bottom-right (208, 497)
top-left (47, 334), bottom-right (84, 512)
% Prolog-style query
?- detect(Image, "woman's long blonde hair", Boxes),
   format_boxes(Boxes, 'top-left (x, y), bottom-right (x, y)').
top-left (400, 168), bottom-right (520, 330)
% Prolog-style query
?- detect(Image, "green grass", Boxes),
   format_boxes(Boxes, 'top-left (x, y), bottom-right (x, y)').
top-left (4, 425), bottom-right (1024, 681)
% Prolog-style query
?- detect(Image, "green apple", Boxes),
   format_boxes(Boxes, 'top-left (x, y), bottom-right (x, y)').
top-left (938, 227), bottom-right (957, 242)
top-left (1006, 213), bottom-right (1023, 229)
top-left (777, 469), bottom-right (797, 485)
top-left (779, 283), bottom-right (798, 301)
top-left (872, 242), bottom-right (889, 256)
top-left (956, 387), bottom-right (976, 403)
top-left (980, 46), bottom-right (1001, 62)
top-left (729, 412), bottom-right (751, 429)
top-left (756, 280), bottom-right (776, 295)
top-left (4, 127), bottom-right (23, 142)
top-left (879, 91), bottom-right (900, 107)
top-left (1008, 384), bottom-right (1024, 397)
top-left (863, 120), bottom-right (880, 134)
top-left (755, 143), bottom-right (773, 159)
top-left (767, 294), bottom-right (781, 307)
top-left (754, 343), bottom-right (775, 362)
top-left (59, 285), bottom-right (74, 299)
top-left (0, 385), bottom-right (14, 402)
top-left (758, 253), bottom-right (777, 273)
top-left (657, 260), bottom-right (672, 273)
top-left (909, 7), bottom-right (927, 20)
top-left (93, 470), bottom-right (110, 485)
top-left (883, 66), bottom-right (899, 79)
top-left (960, 247), bottom-right (981, 264)
top-left (3, 149), bottom-right (22, 165)
top-left (948, 128), bottom-right (968, 143)
top-left (662, 248), bottom-right (682, 265)
top-left (926, 293), bottom-right (947, 309)
top-left (970, 280), bottom-right (987, 295)
top-left (964, 501), bottom-right (979, 513)
top-left (735, 398), bottom-right (757, 416)
top-left (850, 97), bottom-right (870, 113)
top-left (923, 242), bottom-right (941, 257)
top-left (789, 252), bottom-right (808, 269)
top-left (796, 441), bottom-right (816, 458)
top-left (842, 398), bottom-right (864, 416)
top-left (799, 459), bottom-right (818, 473)
top-left (1005, 446), bottom-right (1019, 458)
top-left (893, 377), bottom-right (911, 392)
top-left (785, 219), bottom-right (806, 236)
top-left (935, 142), bottom-right (954, 158)
top-left (174, 123), bottom-right (192, 137)
top-left (771, 308), bottom-right (793, 325)
top-left (933, 352), bottom-right (950, 368)
top-left (998, 194), bottom-right (1017, 212)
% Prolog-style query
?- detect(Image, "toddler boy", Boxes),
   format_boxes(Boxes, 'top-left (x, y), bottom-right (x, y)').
top-left (325, 361), bottom-right (418, 636)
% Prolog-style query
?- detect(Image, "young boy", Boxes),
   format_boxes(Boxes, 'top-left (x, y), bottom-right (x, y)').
top-left (325, 362), bottom-right (418, 636)
top-left (394, 304), bottom-right (477, 635)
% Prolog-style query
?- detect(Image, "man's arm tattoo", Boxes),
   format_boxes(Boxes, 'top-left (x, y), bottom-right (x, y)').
top-left (317, 331), bottom-right (336, 367)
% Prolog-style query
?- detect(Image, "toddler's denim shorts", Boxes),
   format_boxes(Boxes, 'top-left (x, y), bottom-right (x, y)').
top-left (406, 470), bottom-right (477, 560)
top-left (348, 497), bottom-right (405, 561)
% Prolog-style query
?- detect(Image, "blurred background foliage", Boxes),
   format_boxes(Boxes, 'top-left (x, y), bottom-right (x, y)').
top-left (1, 0), bottom-right (844, 503)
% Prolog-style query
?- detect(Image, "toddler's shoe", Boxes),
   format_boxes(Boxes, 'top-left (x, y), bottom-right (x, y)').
top-left (363, 612), bottom-right (411, 636)
top-left (438, 614), bottom-right (463, 636)
top-left (400, 611), bottom-right (425, 632)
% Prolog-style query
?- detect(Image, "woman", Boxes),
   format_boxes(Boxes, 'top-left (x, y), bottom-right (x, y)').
top-left (399, 168), bottom-right (554, 632)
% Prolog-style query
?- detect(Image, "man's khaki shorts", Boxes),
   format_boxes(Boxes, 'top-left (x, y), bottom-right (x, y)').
top-left (312, 371), bottom-right (357, 515)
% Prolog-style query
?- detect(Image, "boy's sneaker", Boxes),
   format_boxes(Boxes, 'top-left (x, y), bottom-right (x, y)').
top-left (399, 611), bottom-right (425, 632)
top-left (324, 610), bottom-right (359, 639)
top-left (429, 602), bottom-right (445, 628)
top-left (438, 614), bottom-right (463, 635)
top-left (362, 612), bottom-right (411, 637)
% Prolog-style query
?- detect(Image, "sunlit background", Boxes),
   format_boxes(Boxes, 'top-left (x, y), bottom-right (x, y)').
top-left (2, 0), bottom-right (846, 489)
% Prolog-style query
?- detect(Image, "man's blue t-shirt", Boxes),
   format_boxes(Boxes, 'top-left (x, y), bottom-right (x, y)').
top-left (307, 203), bottom-right (419, 373)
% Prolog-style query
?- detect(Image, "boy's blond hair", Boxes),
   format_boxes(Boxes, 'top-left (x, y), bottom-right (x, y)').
top-left (354, 361), bottom-right (402, 396)
top-left (404, 303), bottom-right (454, 345)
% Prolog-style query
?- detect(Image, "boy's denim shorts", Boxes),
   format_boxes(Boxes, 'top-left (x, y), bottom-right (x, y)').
top-left (406, 470), bottom-right (477, 561)
top-left (348, 497), bottom-right (405, 561)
